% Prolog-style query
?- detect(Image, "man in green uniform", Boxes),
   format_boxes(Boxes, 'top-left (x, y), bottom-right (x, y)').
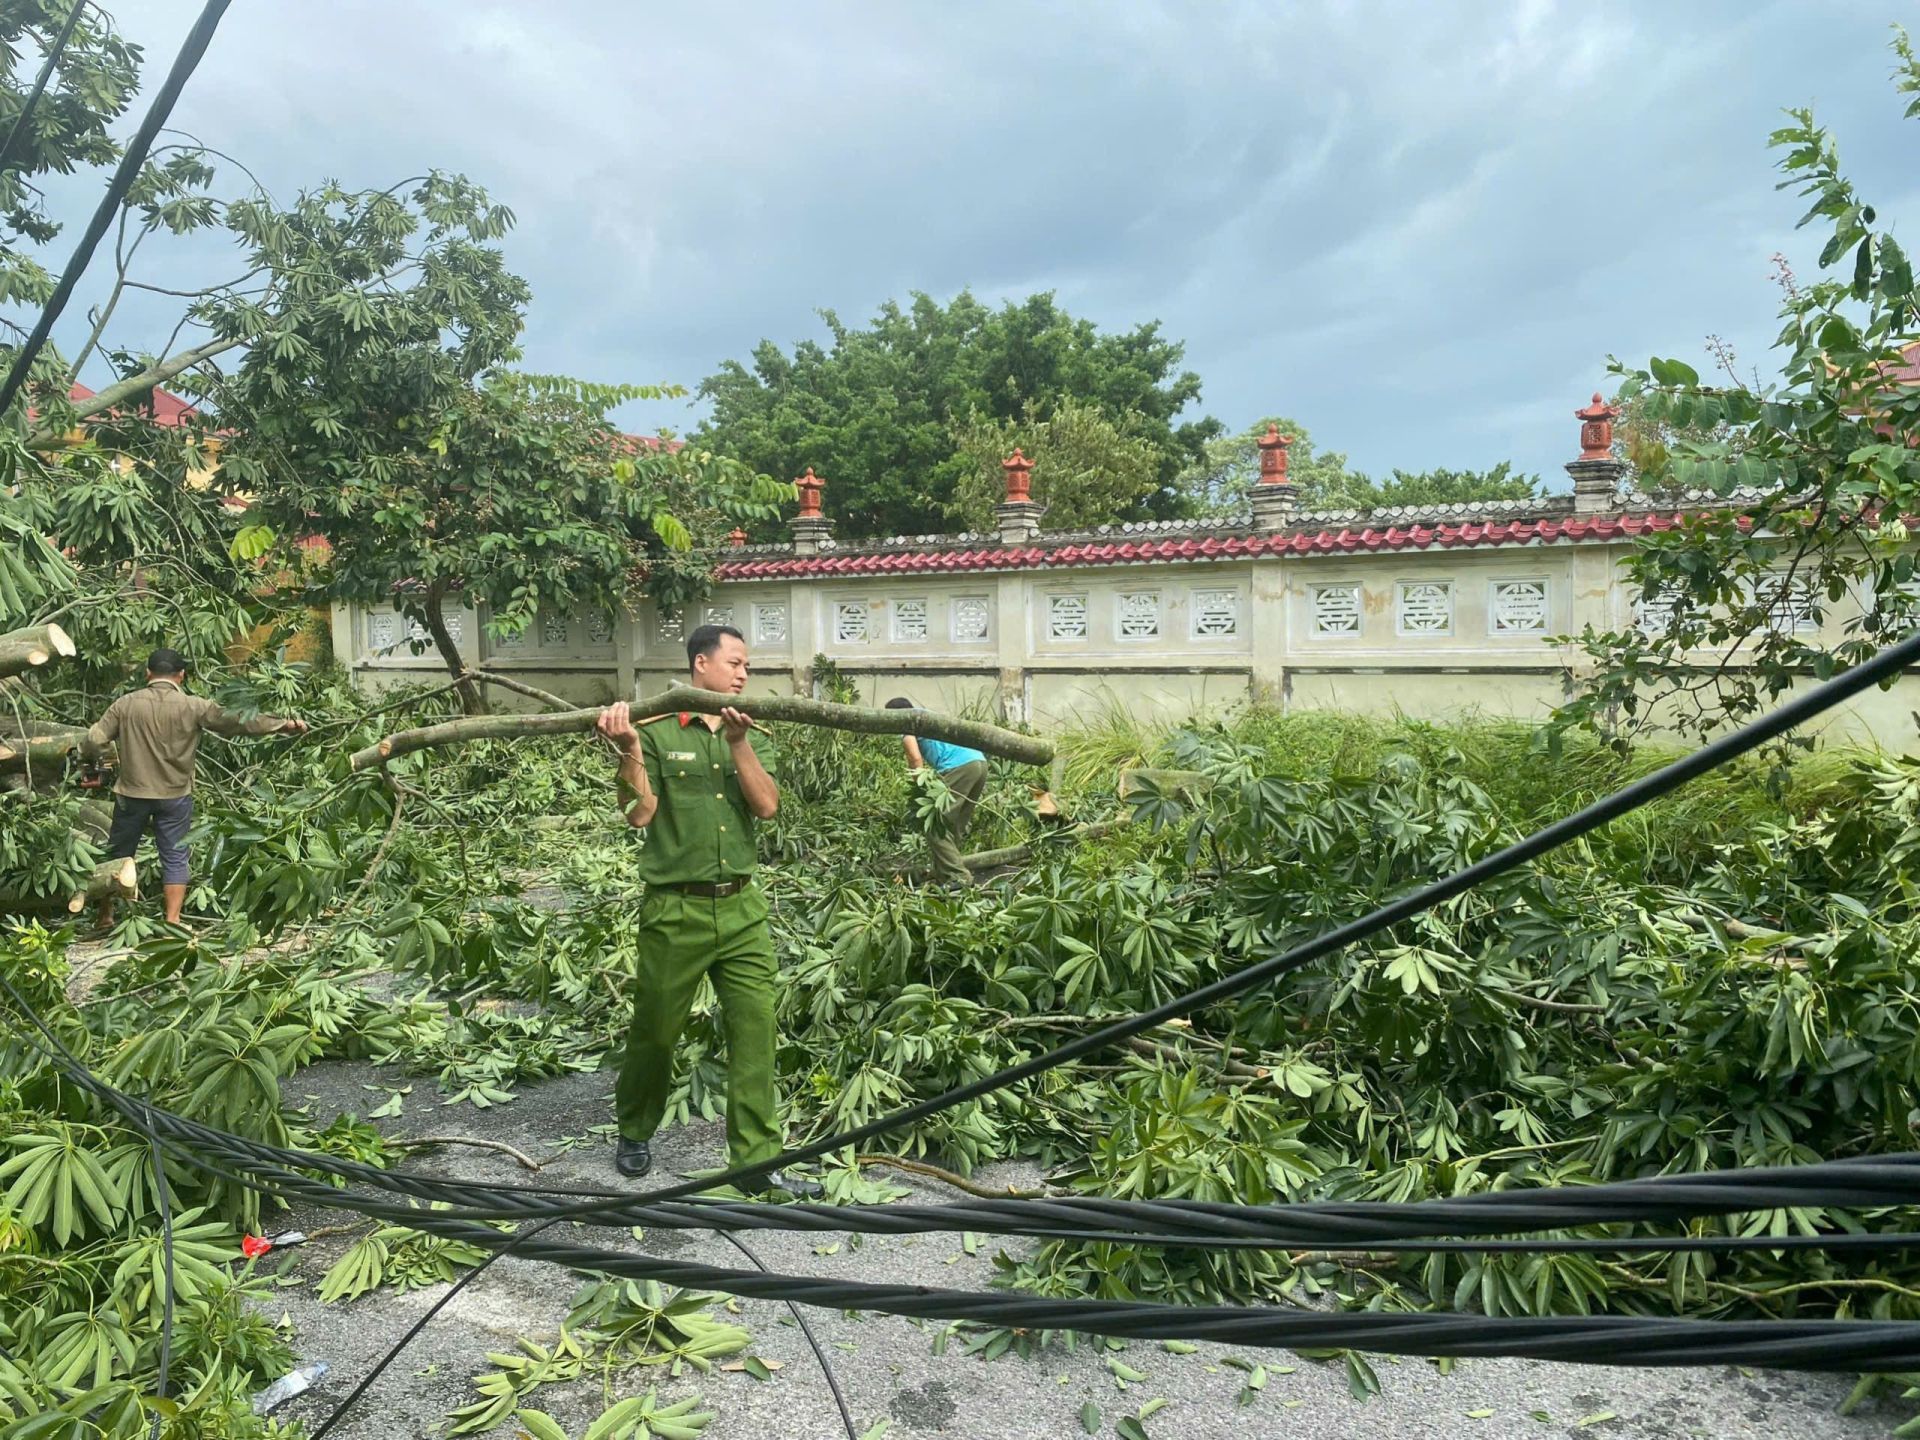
top-left (595, 623), bottom-right (822, 1197)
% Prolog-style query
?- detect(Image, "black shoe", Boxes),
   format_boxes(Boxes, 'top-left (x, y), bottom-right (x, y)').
top-left (615, 1139), bottom-right (653, 1178)
top-left (765, 1168), bottom-right (825, 1201)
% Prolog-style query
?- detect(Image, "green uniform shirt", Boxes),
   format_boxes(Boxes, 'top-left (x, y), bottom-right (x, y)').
top-left (632, 713), bottom-right (777, 886)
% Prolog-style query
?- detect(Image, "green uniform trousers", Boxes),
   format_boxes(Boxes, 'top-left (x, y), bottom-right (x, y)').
top-left (614, 884), bottom-right (781, 1167)
top-left (926, 759), bottom-right (989, 887)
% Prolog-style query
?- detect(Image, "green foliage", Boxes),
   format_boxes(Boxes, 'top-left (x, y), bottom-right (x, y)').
top-left (696, 290), bottom-right (1219, 537)
top-left (1563, 28), bottom-right (1920, 739)
top-left (0, 1), bottom-right (141, 312)
top-left (316, 1219), bottom-right (491, 1303)
top-left (445, 1283), bottom-right (746, 1434)
top-left (947, 396), bottom-right (1166, 533)
top-left (1169, 416), bottom-right (1539, 518)
top-left (515, 1389), bottom-right (715, 1440)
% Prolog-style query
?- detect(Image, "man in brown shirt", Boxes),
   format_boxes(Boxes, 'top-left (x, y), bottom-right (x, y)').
top-left (84, 648), bottom-right (306, 925)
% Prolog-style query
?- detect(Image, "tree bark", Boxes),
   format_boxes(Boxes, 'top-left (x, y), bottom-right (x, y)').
top-left (0, 733), bottom-right (82, 775)
top-left (71, 800), bottom-right (113, 840)
top-left (67, 858), bottom-right (136, 912)
top-left (0, 623), bottom-right (75, 678)
top-left (30, 336), bottom-right (242, 447)
top-left (961, 820), bottom-right (1127, 872)
top-left (350, 684), bottom-right (1055, 771)
top-left (466, 669), bottom-right (571, 711)
top-left (0, 858), bottom-right (136, 916)
top-left (422, 591), bottom-right (485, 716)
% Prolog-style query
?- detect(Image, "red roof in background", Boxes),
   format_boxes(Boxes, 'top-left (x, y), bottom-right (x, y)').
top-left (67, 380), bottom-right (198, 427)
top-left (713, 513), bottom-right (1693, 581)
top-left (614, 432), bottom-right (681, 455)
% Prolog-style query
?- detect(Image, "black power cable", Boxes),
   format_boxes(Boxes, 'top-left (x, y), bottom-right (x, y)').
top-left (10, 992), bottom-right (1919, 1253)
top-left (60, 1072), bottom-right (1920, 1261)
top-left (73, 1079), bottom-right (1920, 1250)
top-left (715, 1232), bottom-right (859, 1440)
top-left (82, 1114), bottom-right (1920, 1406)
top-left (0, 0), bottom-right (233, 419)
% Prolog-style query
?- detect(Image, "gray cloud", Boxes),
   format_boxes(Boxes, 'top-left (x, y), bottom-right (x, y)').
top-left (49, 0), bottom-right (1920, 485)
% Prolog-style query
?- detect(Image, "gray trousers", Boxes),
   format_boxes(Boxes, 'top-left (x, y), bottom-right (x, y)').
top-left (106, 795), bottom-right (193, 884)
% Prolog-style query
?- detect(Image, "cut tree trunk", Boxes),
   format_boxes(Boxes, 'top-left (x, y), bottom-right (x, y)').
top-left (0, 858), bottom-right (136, 916)
top-left (350, 685), bottom-right (1055, 771)
top-left (0, 623), bottom-right (75, 679)
top-left (67, 858), bottom-right (136, 912)
top-left (72, 800), bottom-right (113, 840)
top-left (0, 733), bottom-right (82, 775)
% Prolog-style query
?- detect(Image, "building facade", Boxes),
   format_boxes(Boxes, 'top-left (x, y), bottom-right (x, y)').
top-left (332, 397), bottom-right (1920, 747)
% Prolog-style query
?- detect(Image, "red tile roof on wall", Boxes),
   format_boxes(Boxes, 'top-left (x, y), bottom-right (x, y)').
top-left (713, 512), bottom-right (1693, 581)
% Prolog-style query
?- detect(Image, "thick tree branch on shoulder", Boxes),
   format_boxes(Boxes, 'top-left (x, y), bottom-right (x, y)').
top-left (351, 686), bottom-right (1054, 771)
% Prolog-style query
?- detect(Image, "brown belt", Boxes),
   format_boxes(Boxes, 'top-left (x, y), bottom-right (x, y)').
top-left (656, 878), bottom-right (749, 899)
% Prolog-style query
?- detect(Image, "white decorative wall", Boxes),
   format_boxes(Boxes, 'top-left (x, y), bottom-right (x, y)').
top-left (336, 539), bottom-right (1920, 745)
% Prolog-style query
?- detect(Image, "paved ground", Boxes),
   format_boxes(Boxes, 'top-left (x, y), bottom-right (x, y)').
top-left (256, 1061), bottom-right (1914, 1440)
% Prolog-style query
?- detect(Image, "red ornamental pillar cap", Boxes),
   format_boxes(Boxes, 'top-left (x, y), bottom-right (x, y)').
top-left (1002, 447), bottom-right (1034, 503)
top-left (1255, 423), bottom-right (1292, 484)
top-left (1575, 392), bottom-right (1619, 462)
top-left (795, 467), bottom-right (825, 518)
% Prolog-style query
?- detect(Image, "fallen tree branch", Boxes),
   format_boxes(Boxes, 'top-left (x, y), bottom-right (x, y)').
top-left (351, 685), bottom-right (1054, 771)
top-left (0, 623), bottom-right (75, 679)
top-left (466, 669), bottom-right (573, 712)
top-left (854, 1153), bottom-right (1048, 1200)
top-left (388, 1134), bottom-right (544, 1172)
top-left (962, 819), bottom-right (1127, 872)
top-left (1489, 987), bottom-right (1607, 1016)
top-left (1125, 1033), bottom-right (1269, 1083)
top-left (1676, 911), bottom-right (1810, 971)
top-left (31, 336), bottom-right (241, 447)
top-left (0, 733), bottom-right (80, 775)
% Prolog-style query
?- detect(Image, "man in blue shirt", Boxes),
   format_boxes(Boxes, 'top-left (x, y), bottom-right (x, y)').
top-left (885, 696), bottom-right (988, 887)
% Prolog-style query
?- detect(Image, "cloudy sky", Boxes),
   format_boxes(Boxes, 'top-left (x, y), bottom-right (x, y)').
top-left (54, 1), bottom-right (1920, 487)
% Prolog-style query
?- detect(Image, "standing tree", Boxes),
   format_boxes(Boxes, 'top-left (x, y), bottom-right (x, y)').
top-left (946, 396), bottom-right (1163, 533)
top-left (1558, 28), bottom-right (1920, 741)
top-left (696, 290), bottom-right (1219, 537)
top-left (226, 367), bottom-right (788, 712)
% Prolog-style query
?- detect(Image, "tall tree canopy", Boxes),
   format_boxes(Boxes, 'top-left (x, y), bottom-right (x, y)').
top-left (200, 181), bottom-right (785, 708)
top-left (695, 290), bottom-right (1220, 537)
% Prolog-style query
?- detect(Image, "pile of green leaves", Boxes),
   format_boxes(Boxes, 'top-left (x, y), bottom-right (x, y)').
top-left (10, 654), bottom-right (1920, 1433)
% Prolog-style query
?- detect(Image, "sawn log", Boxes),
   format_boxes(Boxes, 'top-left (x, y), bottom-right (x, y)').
top-left (0, 623), bottom-right (75, 679)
